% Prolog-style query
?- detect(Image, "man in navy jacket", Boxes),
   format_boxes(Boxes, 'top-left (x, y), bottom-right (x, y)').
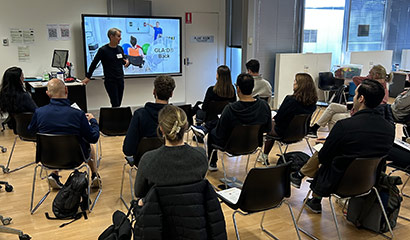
top-left (122, 75), bottom-right (175, 163)
top-left (28, 79), bottom-right (101, 189)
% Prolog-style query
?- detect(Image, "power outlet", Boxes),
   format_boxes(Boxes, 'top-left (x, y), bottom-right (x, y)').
top-left (2, 38), bottom-right (9, 46)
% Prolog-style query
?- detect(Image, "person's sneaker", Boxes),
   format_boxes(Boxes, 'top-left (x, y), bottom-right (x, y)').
top-left (191, 125), bottom-right (206, 138)
top-left (192, 135), bottom-right (204, 143)
top-left (48, 173), bottom-right (63, 189)
top-left (305, 198), bottom-right (322, 214)
top-left (208, 162), bottom-right (218, 171)
top-left (290, 172), bottom-right (303, 188)
top-left (307, 127), bottom-right (318, 138)
top-left (256, 153), bottom-right (269, 165)
top-left (91, 173), bottom-right (102, 188)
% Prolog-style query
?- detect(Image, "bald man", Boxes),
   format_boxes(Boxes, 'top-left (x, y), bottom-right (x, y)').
top-left (28, 79), bottom-right (101, 189)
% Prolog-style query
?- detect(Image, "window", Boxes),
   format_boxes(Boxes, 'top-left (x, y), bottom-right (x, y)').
top-left (304, 30), bottom-right (318, 43)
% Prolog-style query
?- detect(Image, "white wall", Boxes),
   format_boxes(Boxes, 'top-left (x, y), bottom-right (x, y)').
top-left (0, 0), bottom-right (226, 110)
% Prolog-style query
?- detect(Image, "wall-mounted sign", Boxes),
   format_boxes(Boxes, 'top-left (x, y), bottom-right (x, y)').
top-left (186, 12), bottom-right (192, 24)
top-left (190, 35), bottom-right (214, 43)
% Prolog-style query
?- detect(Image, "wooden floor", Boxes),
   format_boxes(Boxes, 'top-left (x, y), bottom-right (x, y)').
top-left (1, 123), bottom-right (410, 239)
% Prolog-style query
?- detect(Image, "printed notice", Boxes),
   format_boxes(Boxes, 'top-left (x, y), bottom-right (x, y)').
top-left (18, 46), bottom-right (30, 62)
top-left (47, 24), bottom-right (59, 40)
top-left (10, 28), bottom-right (23, 43)
top-left (190, 35), bottom-right (214, 43)
top-left (23, 28), bottom-right (35, 44)
top-left (59, 24), bottom-right (71, 40)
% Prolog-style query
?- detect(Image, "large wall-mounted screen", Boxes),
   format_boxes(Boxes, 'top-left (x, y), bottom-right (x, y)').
top-left (82, 14), bottom-right (182, 78)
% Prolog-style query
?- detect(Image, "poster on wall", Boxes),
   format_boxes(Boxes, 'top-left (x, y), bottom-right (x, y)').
top-left (60, 24), bottom-right (71, 40)
top-left (23, 28), bottom-right (35, 44)
top-left (10, 28), bottom-right (23, 44)
top-left (47, 24), bottom-right (59, 40)
top-left (18, 46), bottom-right (30, 62)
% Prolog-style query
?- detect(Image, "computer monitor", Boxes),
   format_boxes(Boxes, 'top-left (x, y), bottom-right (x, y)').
top-left (51, 49), bottom-right (69, 69)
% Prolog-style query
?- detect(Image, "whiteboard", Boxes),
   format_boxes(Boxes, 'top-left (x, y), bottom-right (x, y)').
top-left (274, 53), bottom-right (332, 108)
top-left (401, 49), bottom-right (410, 71)
top-left (350, 50), bottom-right (393, 76)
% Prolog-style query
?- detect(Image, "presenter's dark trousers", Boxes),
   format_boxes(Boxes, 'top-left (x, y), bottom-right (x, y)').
top-left (104, 78), bottom-right (124, 107)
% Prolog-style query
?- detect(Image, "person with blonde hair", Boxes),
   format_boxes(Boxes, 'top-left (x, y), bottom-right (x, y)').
top-left (258, 73), bottom-right (318, 164)
top-left (134, 105), bottom-right (208, 199)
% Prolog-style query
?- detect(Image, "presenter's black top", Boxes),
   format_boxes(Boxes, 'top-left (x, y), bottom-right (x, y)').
top-left (86, 44), bottom-right (126, 80)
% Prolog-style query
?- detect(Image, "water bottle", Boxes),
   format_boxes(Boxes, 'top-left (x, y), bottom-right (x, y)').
top-left (43, 70), bottom-right (49, 81)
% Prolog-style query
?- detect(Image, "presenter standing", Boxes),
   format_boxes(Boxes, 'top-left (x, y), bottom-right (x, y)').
top-left (83, 28), bottom-right (130, 107)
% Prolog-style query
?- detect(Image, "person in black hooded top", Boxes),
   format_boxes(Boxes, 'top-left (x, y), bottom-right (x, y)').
top-left (207, 73), bottom-right (272, 171)
top-left (122, 75), bottom-right (175, 157)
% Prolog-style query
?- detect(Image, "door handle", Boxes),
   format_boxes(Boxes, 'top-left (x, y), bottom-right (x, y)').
top-left (184, 57), bottom-right (193, 66)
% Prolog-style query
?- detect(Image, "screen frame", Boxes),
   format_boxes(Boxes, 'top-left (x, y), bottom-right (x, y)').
top-left (81, 14), bottom-right (183, 79)
top-left (51, 49), bottom-right (69, 69)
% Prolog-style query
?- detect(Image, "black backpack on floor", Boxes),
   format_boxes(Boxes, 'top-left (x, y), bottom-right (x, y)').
top-left (45, 170), bottom-right (89, 227)
top-left (99, 201), bottom-right (137, 240)
top-left (277, 151), bottom-right (310, 172)
top-left (347, 173), bottom-right (403, 233)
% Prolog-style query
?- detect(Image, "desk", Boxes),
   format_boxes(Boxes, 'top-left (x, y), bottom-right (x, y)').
top-left (25, 81), bottom-right (88, 112)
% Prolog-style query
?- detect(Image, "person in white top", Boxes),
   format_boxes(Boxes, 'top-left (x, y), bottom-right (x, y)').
top-left (246, 59), bottom-right (272, 103)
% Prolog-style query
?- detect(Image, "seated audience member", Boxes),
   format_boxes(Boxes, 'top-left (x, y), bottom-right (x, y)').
top-left (28, 79), bottom-right (101, 189)
top-left (203, 73), bottom-right (272, 171)
top-left (246, 59), bottom-right (272, 102)
top-left (309, 64), bottom-right (393, 137)
top-left (134, 105), bottom-right (208, 199)
top-left (0, 67), bottom-right (37, 129)
top-left (122, 75), bottom-right (175, 161)
top-left (291, 79), bottom-right (395, 213)
top-left (191, 65), bottom-right (236, 134)
top-left (258, 73), bottom-right (317, 164)
top-left (391, 88), bottom-right (410, 123)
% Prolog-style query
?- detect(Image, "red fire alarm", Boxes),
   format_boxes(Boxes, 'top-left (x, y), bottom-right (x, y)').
top-left (185, 12), bottom-right (192, 24)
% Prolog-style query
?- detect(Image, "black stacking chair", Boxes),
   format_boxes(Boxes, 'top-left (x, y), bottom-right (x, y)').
top-left (0, 113), bottom-right (36, 174)
top-left (30, 134), bottom-right (102, 214)
top-left (318, 72), bottom-right (345, 103)
top-left (217, 162), bottom-right (301, 240)
top-left (97, 107), bottom-right (133, 166)
top-left (203, 100), bottom-right (229, 122)
top-left (120, 137), bottom-right (164, 210)
top-left (296, 156), bottom-right (393, 240)
top-left (210, 124), bottom-right (263, 188)
top-left (176, 104), bottom-right (195, 143)
top-left (266, 114), bottom-right (313, 161)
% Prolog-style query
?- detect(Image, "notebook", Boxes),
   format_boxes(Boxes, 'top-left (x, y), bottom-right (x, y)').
top-left (217, 187), bottom-right (241, 204)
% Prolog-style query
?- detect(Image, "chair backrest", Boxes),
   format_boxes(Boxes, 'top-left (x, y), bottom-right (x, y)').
top-left (13, 112), bottom-right (36, 141)
top-left (318, 72), bottom-right (335, 90)
top-left (36, 133), bottom-right (85, 169)
top-left (99, 107), bottom-right (132, 136)
top-left (237, 162), bottom-right (291, 213)
top-left (176, 104), bottom-right (193, 126)
top-left (204, 100), bottom-right (229, 122)
top-left (389, 72), bottom-right (407, 98)
top-left (335, 156), bottom-right (383, 197)
top-left (133, 137), bottom-right (164, 166)
top-left (224, 124), bottom-right (262, 155)
top-left (280, 114), bottom-right (311, 143)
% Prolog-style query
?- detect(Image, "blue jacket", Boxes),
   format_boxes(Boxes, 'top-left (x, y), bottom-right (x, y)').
top-left (28, 99), bottom-right (99, 157)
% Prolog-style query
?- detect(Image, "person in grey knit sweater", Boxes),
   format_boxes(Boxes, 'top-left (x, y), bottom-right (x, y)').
top-left (134, 105), bottom-right (208, 200)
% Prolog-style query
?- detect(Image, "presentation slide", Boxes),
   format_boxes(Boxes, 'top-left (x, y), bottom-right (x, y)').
top-left (82, 15), bottom-right (181, 77)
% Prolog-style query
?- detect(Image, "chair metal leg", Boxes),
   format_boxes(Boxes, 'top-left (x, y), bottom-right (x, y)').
top-left (277, 142), bottom-right (285, 162)
top-left (130, 167), bottom-right (137, 201)
top-left (119, 162), bottom-right (129, 210)
top-left (283, 200), bottom-right (302, 240)
top-left (305, 138), bottom-right (314, 155)
top-left (373, 187), bottom-right (394, 239)
top-left (232, 211), bottom-right (241, 240)
top-left (328, 196), bottom-right (342, 240)
top-left (221, 153), bottom-right (228, 189)
top-left (245, 154), bottom-right (251, 173)
top-left (260, 211), bottom-right (280, 240)
top-left (400, 173), bottom-right (410, 198)
top-left (1, 136), bottom-right (17, 173)
top-left (30, 165), bottom-right (51, 214)
top-left (296, 190), bottom-right (320, 240)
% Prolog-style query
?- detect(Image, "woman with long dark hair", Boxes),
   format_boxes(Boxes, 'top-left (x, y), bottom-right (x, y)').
top-left (258, 73), bottom-right (318, 164)
top-left (0, 67), bottom-right (37, 128)
top-left (191, 65), bottom-right (236, 137)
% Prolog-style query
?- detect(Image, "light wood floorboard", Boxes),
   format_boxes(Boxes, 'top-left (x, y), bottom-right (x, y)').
top-left (0, 123), bottom-right (409, 239)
